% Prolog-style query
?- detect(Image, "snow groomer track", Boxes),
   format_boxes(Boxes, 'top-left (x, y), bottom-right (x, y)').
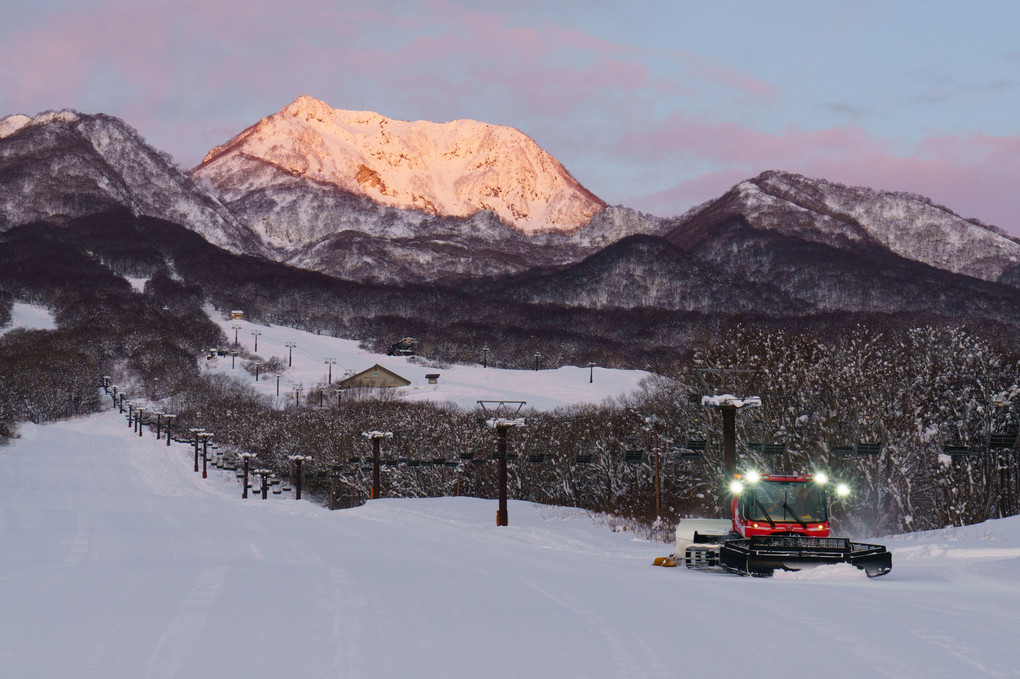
top-left (2, 411), bottom-right (1020, 678)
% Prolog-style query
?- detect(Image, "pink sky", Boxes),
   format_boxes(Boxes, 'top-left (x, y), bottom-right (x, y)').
top-left (1, 0), bottom-right (1018, 235)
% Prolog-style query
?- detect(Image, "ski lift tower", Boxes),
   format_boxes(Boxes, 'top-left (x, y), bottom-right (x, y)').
top-left (478, 401), bottom-right (526, 526)
top-left (701, 394), bottom-right (762, 480)
top-left (694, 367), bottom-right (762, 500)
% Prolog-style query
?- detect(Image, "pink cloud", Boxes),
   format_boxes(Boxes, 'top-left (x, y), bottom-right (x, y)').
top-left (666, 50), bottom-right (776, 101)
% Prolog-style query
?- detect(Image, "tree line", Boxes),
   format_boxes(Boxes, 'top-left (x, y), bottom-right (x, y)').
top-left (154, 322), bottom-right (1019, 538)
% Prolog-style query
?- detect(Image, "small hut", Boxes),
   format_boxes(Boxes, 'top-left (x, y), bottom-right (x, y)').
top-left (338, 364), bottom-right (412, 389)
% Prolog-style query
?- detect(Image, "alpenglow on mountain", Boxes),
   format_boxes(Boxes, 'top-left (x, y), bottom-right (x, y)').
top-left (192, 95), bottom-right (607, 241)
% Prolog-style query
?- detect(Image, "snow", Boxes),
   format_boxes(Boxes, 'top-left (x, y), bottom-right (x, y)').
top-left (0, 302), bottom-right (57, 335)
top-left (125, 275), bottom-right (149, 292)
top-left (194, 95), bottom-right (604, 236)
top-left (749, 171), bottom-right (1020, 283)
top-left (3, 411), bottom-right (1020, 678)
top-left (205, 309), bottom-right (651, 411)
top-left (0, 113), bottom-right (32, 138)
top-left (701, 394), bottom-right (761, 408)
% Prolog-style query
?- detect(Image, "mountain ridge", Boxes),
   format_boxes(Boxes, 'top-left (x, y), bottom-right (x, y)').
top-left (4, 105), bottom-right (1020, 311)
top-left (0, 108), bottom-right (264, 255)
top-left (192, 95), bottom-right (607, 238)
top-left (666, 170), bottom-right (1020, 286)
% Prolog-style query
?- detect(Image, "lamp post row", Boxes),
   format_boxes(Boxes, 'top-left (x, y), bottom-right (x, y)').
top-left (104, 378), bottom-right (317, 502)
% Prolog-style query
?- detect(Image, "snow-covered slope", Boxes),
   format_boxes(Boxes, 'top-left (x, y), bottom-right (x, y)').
top-left (203, 309), bottom-right (651, 411)
top-left (0, 303), bottom-right (56, 336)
top-left (192, 95), bottom-right (606, 242)
top-left (4, 411), bottom-right (1020, 678)
top-left (0, 110), bottom-right (263, 255)
top-left (672, 171), bottom-right (1020, 285)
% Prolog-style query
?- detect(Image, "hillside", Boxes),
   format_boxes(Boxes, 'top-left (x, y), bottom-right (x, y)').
top-left (0, 110), bottom-right (262, 254)
top-left (668, 171), bottom-right (1020, 286)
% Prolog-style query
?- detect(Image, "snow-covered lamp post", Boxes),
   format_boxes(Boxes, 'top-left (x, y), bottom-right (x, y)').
top-left (288, 454), bottom-right (312, 500)
top-left (126, 402), bottom-right (134, 428)
top-left (285, 342), bottom-right (297, 367)
top-left (250, 330), bottom-right (261, 353)
top-left (534, 352), bottom-right (542, 371)
top-left (588, 362), bottom-right (596, 384)
top-left (199, 432), bottom-right (213, 478)
top-left (362, 431), bottom-right (393, 500)
top-left (240, 453), bottom-right (255, 499)
top-left (153, 412), bottom-right (163, 439)
top-left (276, 373), bottom-right (282, 396)
top-left (325, 358), bottom-right (336, 384)
top-left (230, 350), bottom-right (237, 369)
top-left (231, 323), bottom-right (241, 345)
top-left (189, 428), bottom-right (205, 472)
top-left (136, 407), bottom-right (146, 437)
top-left (293, 386), bottom-right (301, 407)
top-left (253, 468), bottom-right (272, 499)
top-left (163, 414), bottom-right (175, 446)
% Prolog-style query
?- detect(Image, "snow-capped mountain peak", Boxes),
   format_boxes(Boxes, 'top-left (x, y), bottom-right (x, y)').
top-left (0, 108), bottom-right (263, 254)
top-left (675, 170), bottom-right (1020, 285)
top-left (194, 96), bottom-right (606, 236)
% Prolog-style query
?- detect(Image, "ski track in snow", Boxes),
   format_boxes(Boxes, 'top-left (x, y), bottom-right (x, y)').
top-left (2, 410), bottom-right (1020, 677)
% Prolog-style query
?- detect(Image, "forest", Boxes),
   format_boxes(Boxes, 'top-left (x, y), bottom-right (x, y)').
top-left (2, 211), bottom-right (1019, 538)
top-left (119, 322), bottom-right (1020, 538)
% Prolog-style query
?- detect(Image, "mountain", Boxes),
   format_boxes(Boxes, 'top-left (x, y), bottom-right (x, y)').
top-left (666, 170), bottom-right (1020, 286)
top-left (191, 95), bottom-right (607, 247)
top-left (480, 221), bottom-right (1020, 323)
top-left (477, 172), bottom-right (1020, 320)
top-left (479, 233), bottom-right (807, 314)
top-left (3, 105), bottom-right (1018, 325)
top-left (0, 110), bottom-right (263, 255)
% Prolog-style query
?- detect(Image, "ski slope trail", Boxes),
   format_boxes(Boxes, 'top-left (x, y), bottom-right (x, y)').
top-left (203, 309), bottom-right (652, 411)
top-left (2, 411), bottom-right (1020, 678)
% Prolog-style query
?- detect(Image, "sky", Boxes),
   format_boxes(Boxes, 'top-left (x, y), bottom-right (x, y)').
top-left (2, 0), bottom-right (1019, 235)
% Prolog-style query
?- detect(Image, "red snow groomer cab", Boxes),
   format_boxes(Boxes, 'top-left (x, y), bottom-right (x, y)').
top-left (665, 472), bottom-right (892, 577)
top-left (731, 472), bottom-right (833, 538)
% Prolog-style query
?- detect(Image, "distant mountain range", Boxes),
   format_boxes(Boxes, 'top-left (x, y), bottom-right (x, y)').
top-left (2, 99), bottom-right (1018, 327)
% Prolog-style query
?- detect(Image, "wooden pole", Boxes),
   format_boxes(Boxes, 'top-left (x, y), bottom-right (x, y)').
top-left (497, 425), bottom-right (509, 526)
top-left (372, 437), bottom-right (381, 500)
